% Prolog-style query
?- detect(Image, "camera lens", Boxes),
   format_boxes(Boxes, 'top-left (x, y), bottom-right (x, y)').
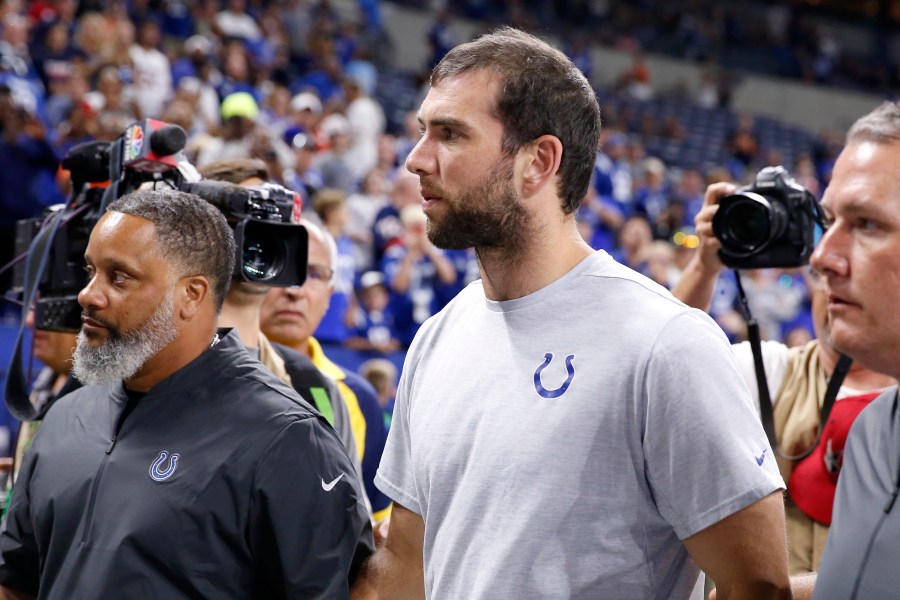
top-left (724, 198), bottom-right (769, 250)
top-left (242, 238), bottom-right (284, 281)
top-left (714, 192), bottom-right (788, 256)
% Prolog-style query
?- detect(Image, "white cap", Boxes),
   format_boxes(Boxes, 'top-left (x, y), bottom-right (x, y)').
top-left (320, 113), bottom-right (351, 138)
top-left (359, 270), bottom-right (386, 289)
top-left (184, 35), bottom-right (212, 56)
top-left (290, 91), bottom-right (322, 115)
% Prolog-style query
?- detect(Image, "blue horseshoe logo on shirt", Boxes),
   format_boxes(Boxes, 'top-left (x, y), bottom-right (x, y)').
top-left (533, 353), bottom-right (576, 398)
top-left (149, 450), bottom-right (180, 482)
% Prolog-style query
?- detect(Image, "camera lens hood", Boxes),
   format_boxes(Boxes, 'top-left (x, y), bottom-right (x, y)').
top-left (713, 191), bottom-right (789, 258)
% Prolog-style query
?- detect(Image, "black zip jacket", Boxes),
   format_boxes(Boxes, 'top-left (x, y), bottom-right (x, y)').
top-left (0, 330), bottom-right (370, 599)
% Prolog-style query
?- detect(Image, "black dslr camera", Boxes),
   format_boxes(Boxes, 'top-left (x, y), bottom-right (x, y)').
top-left (712, 166), bottom-right (820, 269)
top-left (11, 119), bottom-right (307, 333)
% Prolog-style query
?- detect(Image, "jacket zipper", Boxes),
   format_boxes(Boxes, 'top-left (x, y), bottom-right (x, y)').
top-left (81, 394), bottom-right (140, 543)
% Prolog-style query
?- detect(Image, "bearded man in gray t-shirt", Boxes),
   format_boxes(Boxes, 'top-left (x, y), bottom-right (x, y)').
top-left (352, 27), bottom-right (791, 600)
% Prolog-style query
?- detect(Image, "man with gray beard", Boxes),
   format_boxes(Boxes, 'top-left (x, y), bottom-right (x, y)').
top-left (71, 291), bottom-right (177, 385)
top-left (0, 189), bottom-right (369, 599)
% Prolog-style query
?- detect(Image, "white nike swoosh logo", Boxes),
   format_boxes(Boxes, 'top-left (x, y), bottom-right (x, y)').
top-left (321, 473), bottom-right (345, 491)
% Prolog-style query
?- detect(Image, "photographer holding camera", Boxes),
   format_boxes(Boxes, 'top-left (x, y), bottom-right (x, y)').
top-left (197, 158), bottom-right (361, 467)
top-left (673, 177), bottom-right (895, 575)
top-left (198, 158), bottom-right (378, 542)
top-left (0, 189), bottom-right (370, 599)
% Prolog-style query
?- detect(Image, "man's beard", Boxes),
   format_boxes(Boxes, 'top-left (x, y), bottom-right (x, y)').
top-left (425, 157), bottom-right (531, 252)
top-left (72, 294), bottom-right (178, 385)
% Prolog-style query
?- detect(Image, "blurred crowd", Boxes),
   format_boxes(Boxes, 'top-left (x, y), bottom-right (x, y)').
top-left (0, 0), bottom-right (857, 384)
top-left (410, 0), bottom-right (900, 95)
top-left (580, 119), bottom-right (821, 349)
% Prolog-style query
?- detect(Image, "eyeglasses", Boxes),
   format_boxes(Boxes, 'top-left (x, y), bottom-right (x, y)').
top-left (306, 263), bottom-right (333, 284)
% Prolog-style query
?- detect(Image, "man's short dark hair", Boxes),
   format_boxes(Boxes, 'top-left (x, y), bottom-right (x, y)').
top-left (312, 188), bottom-right (346, 223)
top-left (198, 158), bottom-right (270, 184)
top-left (431, 26), bottom-right (601, 215)
top-left (107, 189), bottom-right (235, 312)
top-left (846, 101), bottom-right (900, 145)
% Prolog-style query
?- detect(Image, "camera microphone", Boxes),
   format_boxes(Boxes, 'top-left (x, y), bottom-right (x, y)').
top-left (150, 123), bottom-right (187, 156)
top-left (122, 119), bottom-right (187, 173)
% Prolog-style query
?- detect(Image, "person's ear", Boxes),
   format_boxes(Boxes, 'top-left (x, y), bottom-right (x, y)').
top-left (178, 276), bottom-right (210, 320)
top-left (520, 135), bottom-right (563, 199)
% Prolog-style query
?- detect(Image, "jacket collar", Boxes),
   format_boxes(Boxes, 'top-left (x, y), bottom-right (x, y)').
top-left (110, 328), bottom-right (246, 403)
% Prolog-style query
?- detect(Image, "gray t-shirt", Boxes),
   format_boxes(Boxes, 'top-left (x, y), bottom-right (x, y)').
top-left (814, 386), bottom-right (900, 600)
top-left (376, 251), bottom-right (784, 600)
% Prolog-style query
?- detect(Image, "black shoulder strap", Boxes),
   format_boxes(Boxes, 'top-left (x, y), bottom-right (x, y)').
top-left (737, 269), bottom-right (852, 461)
top-left (753, 330), bottom-right (852, 461)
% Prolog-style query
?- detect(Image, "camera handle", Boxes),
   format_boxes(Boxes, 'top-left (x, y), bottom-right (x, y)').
top-left (734, 269), bottom-right (852, 461)
top-left (3, 206), bottom-right (75, 422)
top-left (99, 139), bottom-right (124, 214)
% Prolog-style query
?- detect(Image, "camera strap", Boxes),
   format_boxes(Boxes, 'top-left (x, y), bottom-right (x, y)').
top-left (735, 269), bottom-right (852, 461)
top-left (4, 208), bottom-right (68, 422)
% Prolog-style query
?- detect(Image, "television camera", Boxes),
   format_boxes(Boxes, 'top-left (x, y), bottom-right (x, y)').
top-left (12, 119), bottom-right (308, 334)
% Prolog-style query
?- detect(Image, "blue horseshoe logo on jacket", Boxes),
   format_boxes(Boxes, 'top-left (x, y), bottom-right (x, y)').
top-left (533, 353), bottom-right (576, 398)
top-left (149, 450), bottom-right (180, 482)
